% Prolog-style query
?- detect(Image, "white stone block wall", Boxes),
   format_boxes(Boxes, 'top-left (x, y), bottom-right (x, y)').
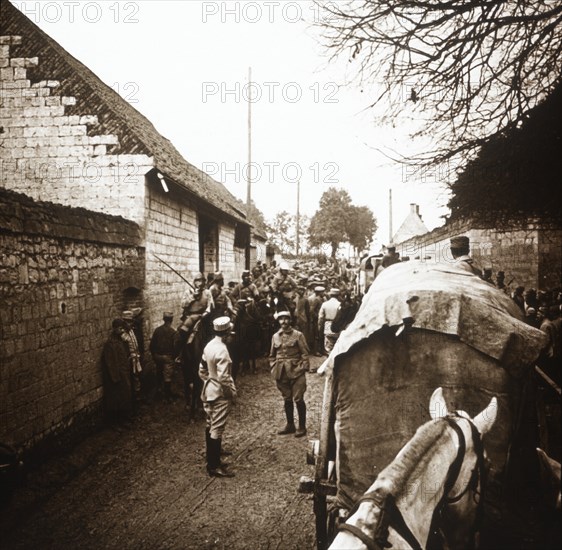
top-left (144, 186), bottom-right (200, 334)
top-left (0, 36), bottom-right (153, 224)
top-left (218, 223), bottom-right (236, 281)
top-left (397, 218), bottom-right (546, 289)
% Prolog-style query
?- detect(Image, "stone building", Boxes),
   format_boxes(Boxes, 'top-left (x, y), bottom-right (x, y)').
top-left (0, 0), bottom-right (256, 453)
top-left (249, 226), bottom-right (268, 267)
top-left (392, 203), bottom-right (429, 248)
top-left (1, 0), bottom-right (252, 336)
top-left (396, 216), bottom-right (561, 291)
top-left (0, 188), bottom-right (144, 453)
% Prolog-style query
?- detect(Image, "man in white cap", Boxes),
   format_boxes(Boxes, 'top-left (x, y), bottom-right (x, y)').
top-left (199, 316), bottom-right (237, 478)
top-left (318, 288), bottom-right (341, 354)
top-left (308, 285), bottom-right (326, 357)
top-left (270, 311), bottom-right (310, 437)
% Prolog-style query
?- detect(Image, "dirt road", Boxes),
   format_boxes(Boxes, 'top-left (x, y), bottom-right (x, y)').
top-left (2, 356), bottom-right (326, 550)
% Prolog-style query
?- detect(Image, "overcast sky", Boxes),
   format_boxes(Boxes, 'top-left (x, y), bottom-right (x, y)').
top-left (16, 0), bottom-right (452, 247)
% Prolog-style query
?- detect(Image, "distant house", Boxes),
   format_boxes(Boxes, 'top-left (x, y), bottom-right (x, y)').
top-left (1, 0), bottom-right (252, 334)
top-left (392, 203), bottom-right (429, 246)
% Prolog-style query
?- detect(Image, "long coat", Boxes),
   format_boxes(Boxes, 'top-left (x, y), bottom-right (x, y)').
top-left (102, 334), bottom-right (133, 415)
top-left (295, 294), bottom-right (312, 347)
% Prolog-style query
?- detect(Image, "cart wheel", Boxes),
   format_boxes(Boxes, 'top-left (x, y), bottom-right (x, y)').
top-left (326, 500), bottom-right (339, 547)
top-left (314, 374), bottom-right (336, 549)
top-left (314, 493), bottom-right (328, 550)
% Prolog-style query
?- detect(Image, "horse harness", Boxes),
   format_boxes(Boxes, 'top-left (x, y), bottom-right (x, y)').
top-left (337, 414), bottom-right (487, 550)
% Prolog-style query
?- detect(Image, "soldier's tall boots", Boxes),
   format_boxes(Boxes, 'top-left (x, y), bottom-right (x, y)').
top-left (278, 399), bottom-right (296, 435)
top-left (208, 438), bottom-right (234, 478)
top-left (220, 439), bottom-right (232, 456)
top-left (205, 428), bottom-right (212, 472)
top-left (295, 400), bottom-right (307, 438)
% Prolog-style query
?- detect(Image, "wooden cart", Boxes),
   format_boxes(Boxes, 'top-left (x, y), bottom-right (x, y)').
top-left (299, 261), bottom-right (550, 549)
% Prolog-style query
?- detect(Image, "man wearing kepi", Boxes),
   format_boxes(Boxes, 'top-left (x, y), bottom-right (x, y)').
top-left (270, 311), bottom-right (310, 437)
top-left (450, 235), bottom-right (482, 277)
top-left (199, 316), bottom-right (237, 478)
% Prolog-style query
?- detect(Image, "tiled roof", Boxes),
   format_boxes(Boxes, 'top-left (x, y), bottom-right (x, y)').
top-left (2, 0), bottom-right (249, 225)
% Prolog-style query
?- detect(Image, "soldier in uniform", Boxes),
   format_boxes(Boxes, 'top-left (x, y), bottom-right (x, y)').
top-left (381, 243), bottom-right (401, 269)
top-left (450, 236), bottom-right (483, 277)
top-left (295, 285), bottom-right (312, 348)
top-left (199, 316), bottom-right (237, 478)
top-left (102, 319), bottom-right (134, 422)
top-left (270, 311), bottom-right (310, 437)
top-left (176, 273), bottom-right (214, 418)
top-left (318, 288), bottom-right (341, 354)
top-left (271, 262), bottom-right (297, 316)
top-left (308, 285), bottom-right (325, 357)
top-left (231, 270), bottom-right (260, 302)
top-left (181, 273), bottom-right (214, 327)
top-left (208, 271), bottom-right (234, 319)
top-left (149, 311), bottom-right (177, 402)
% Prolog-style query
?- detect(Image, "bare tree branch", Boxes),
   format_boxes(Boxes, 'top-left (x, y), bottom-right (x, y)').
top-left (313, 0), bottom-right (562, 165)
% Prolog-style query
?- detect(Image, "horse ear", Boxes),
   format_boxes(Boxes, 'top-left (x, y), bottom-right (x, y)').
top-left (472, 397), bottom-right (498, 435)
top-left (537, 448), bottom-right (561, 482)
top-left (429, 387), bottom-right (448, 420)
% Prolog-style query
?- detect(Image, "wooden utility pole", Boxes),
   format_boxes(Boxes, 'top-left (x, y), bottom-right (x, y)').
top-left (388, 187), bottom-right (393, 244)
top-left (296, 180), bottom-right (300, 256)
top-left (246, 66), bottom-right (252, 207)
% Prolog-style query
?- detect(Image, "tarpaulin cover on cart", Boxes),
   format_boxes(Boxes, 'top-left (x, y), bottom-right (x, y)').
top-left (318, 261), bottom-right (548, 511)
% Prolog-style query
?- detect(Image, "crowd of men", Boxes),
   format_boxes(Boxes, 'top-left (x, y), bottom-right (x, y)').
top-left (101, 236), bottom-right (561, 475)
top-left (100, 258), bottom-right (360, 475)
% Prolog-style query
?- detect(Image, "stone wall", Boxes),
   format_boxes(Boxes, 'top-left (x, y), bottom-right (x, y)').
top-left (219, 223), bottom-right (244, 282)
top-left (0, 188), bottom-right (144, 453)
top-left (143, 183), bottom-right (248, 335)
top-left (538, 228), bottom-right (562, 290)
top-left (250, 238), bottom-right (268, 268)
top-left (144, 184), bottom-right (199, 333)
top-left (397, 217), bottom-right (561, 290)
top-left (0, 35), bottom-right (153, 224)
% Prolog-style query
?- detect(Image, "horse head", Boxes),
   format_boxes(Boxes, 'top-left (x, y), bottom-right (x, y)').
top-left (329, 387), bottom-right (498, 550)
top-left (428, 387), bottom-right (497, 549)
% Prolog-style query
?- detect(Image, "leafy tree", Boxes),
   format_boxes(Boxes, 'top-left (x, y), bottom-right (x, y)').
top-left (308, 188), bottom-right (376, 258)
top-left (267, 212), bottom-right (311, 256)
top-left (267, 211), bottom-right (295, 256)
top-left (314, 0), bottom-right (562, 165)
top-left (347, 205), bottom-right (377, 254)
top-left (308, 188), bottom-right (353, 258)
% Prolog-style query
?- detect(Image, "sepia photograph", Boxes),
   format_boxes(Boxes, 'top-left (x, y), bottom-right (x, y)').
top-left (1, 1), bottom-right (560, 548)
